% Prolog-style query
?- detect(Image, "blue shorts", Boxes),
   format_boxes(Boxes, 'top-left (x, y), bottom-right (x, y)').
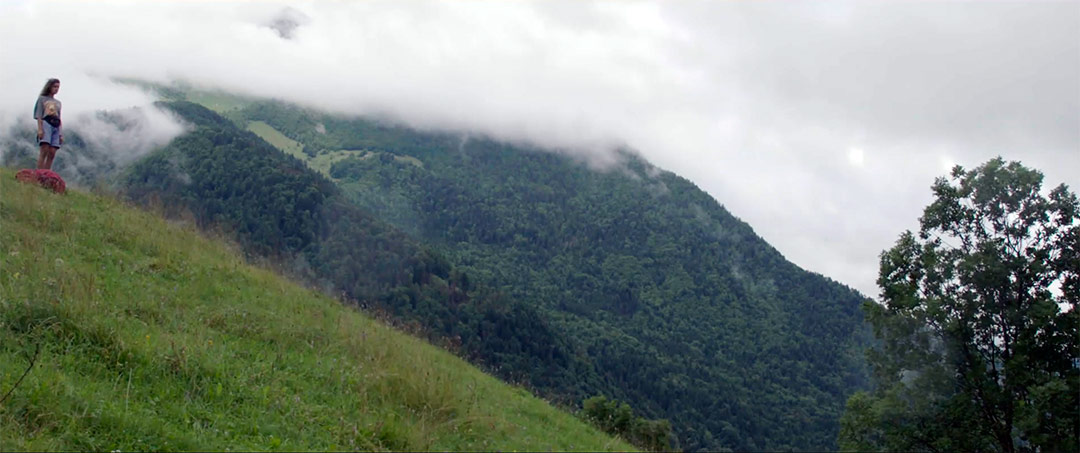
top-left (40, 121), bottom-right (61, 148)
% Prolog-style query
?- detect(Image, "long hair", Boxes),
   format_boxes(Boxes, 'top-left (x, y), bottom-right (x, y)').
top-left (39, 78), bottom-right (60, 97)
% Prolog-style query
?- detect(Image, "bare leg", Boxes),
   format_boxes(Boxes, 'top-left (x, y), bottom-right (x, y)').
top-left (37, 143), bottom-right (49, 169)
top-left (43, 146), bottom-right (58, 170)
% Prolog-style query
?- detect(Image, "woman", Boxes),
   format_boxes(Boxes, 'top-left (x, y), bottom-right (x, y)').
top-left (33, 78), bottom-right (63, 170)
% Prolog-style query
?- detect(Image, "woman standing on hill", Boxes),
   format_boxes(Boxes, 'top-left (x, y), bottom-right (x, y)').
top-left (33, 78), bottom-right (63, 170)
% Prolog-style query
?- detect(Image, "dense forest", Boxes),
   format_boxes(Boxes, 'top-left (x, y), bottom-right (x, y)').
top-left (234, 100), bottom-right (872, 451)
top-left (118, 101), bottom-right (600, 407)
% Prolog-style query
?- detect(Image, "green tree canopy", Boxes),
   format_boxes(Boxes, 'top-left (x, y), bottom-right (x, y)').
top-left (839, 157), bottom-right (1079, 452)
top-left (582, 395), bottom-right (673, 452)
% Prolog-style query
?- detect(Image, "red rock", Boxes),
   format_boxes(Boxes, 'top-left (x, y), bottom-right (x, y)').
top-left (36, 170), bottom-right (66, 194)
top-left (13, 169), bottom-right (66, 194)
top-left (15, 169), bottom-right (37, 184)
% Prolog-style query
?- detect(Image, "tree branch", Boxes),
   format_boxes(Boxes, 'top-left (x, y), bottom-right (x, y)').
top-left (0, 343), bottom-right (41, 406)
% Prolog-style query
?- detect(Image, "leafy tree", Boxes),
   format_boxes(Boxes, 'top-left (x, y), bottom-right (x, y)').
top-left (582, 396), bottom-right (672, 452)
top-left (839, 158), bottom-right (1079, 452)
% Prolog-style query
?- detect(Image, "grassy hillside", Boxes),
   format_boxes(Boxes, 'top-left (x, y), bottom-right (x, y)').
top-left (0, 168), bottom-right (632, 452)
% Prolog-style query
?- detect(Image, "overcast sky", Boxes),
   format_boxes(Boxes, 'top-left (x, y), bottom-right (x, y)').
top-left (1, 0), bottom-right (1077, 298)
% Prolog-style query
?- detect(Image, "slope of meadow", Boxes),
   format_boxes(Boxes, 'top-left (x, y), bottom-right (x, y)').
top-left (0, 168), bottom-right (631, 452)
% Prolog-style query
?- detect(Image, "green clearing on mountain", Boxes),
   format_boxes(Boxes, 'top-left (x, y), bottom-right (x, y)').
top-left (246, 120), bottom-right (306, 160)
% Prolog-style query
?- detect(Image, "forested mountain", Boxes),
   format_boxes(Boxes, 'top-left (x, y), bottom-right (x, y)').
top-left (6, 93), bottom-right (871, 451)
top-left (230, 99), bottom-right (872, 451)
top-left (118, 101), bottom-right (597, 404)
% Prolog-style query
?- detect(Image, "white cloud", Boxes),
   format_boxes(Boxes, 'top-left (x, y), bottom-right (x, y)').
top-left (848, 147), bottom-right (865, 168)
top-left (0, 0), bottom-right (1076, 297)
top-left (940, 156), bottom-right (956, 173)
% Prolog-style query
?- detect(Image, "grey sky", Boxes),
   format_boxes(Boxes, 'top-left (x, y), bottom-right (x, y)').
top-left (1, 0), bottom-right (1077, 297)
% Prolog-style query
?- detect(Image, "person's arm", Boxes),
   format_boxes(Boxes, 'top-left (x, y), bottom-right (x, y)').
top-left (34, 98), bottom-right (43, 140)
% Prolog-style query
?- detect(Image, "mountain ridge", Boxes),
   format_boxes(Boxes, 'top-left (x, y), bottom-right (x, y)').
top-left (226, 97), bottom-right (873, 451)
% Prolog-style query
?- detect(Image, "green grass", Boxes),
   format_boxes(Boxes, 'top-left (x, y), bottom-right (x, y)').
top-left (306, 150), bottom-right (369, 177)
top-left (0, 168), bottom-right (632, 452)
top-left (185, 97), bottom-right (425, 179)
top-left (186, 91), bottom-right (251, 114)
top-left (244, 121), bottom-right (426, 179)
top-left (246, 121), bottom-right (306, 160)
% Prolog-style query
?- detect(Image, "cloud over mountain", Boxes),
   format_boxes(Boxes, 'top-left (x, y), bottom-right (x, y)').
top-left (1, 0), bottom-right (1075, 296)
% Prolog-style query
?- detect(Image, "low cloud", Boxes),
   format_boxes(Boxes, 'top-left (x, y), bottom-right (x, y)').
top-left (72, 106), bottom-right (188, 167)
top-left (0, 0), bottom-right (1076, 296)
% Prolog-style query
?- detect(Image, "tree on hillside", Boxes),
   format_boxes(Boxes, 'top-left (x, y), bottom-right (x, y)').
top-left (581, 395), bottom-right (673, 452)
top-left (583, 396), bottom-right (637, 436)
top-left (839, 158), bottom-right (1079, 452)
